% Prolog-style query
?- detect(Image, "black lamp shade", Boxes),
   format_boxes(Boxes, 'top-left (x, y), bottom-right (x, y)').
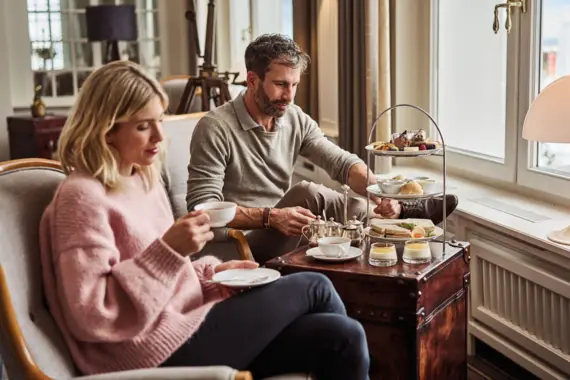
top-left (85, 5), bottom-right (137, 42)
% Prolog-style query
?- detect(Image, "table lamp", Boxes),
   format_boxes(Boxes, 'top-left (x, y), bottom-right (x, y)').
top-left (522, 75), bottom-right (570, 244)
top-left (85, 5), bottom-right (137, 63)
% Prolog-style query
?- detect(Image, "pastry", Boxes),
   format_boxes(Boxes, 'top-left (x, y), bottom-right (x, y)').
top-left (372, 142), bottom-right (399, 151)
top-left (392, 130), bottom-right (412, 149)
top-left (412, 129), bottom-right (427, 145)
top-left (399, 181), bottom-right (424, 195)
top-left (379, 143), bottom-right (399, 151)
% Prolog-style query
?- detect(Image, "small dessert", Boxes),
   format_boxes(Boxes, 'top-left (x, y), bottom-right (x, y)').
top-left (370, 243), bottom-right (396, 259)
top-left (393, 130), bottom-right (412, 149)
top-left (392, 174), bottom-right (407, 181)
top-left (372, 142), bottom-right (399, 151)
top-left (369, 242), bottom-right (398, 267)
top-left (411, 129), bottom-right (427, 146)
top-left (399, 181), bottom-right (424, 195)
top-left (380, 143), bottom-right (399, 151)
top-left (403, 240), bottom-right (432, 264)
top-left (404, 146), bottom-right (419, 151)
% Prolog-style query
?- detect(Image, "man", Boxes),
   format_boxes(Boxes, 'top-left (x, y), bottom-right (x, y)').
top-left (186, 34), bottom-right (457, 263)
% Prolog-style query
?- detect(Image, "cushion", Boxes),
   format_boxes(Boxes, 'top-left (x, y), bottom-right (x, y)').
top-left (0, 165), bottom-right (78, 378)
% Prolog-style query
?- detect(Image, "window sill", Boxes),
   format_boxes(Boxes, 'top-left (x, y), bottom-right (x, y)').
top-left (393, 163), bottom-right (570, 260)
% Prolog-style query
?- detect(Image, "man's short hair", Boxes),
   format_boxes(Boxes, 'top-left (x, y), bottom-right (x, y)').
top-left (244, 34), bottom-right (311, 80)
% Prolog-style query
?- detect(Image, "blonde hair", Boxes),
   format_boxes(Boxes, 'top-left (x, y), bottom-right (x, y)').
top-left (57, 60), bottom-right (168, 190)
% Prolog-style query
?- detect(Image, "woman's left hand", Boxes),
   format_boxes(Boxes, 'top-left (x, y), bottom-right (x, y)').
top-left (214, 260), bottom-right (259, 273)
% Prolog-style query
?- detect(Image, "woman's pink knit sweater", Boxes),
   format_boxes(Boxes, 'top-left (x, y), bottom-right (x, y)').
top-left (39, 172), bottom-right (230, 375)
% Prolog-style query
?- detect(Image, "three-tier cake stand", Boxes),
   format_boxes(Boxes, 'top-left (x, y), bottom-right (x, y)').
top-left (364, 104), bottom-right (449, 255)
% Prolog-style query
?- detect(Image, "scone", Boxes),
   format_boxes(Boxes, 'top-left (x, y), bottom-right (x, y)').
top-left (399, 181), bottom-right (424, 195)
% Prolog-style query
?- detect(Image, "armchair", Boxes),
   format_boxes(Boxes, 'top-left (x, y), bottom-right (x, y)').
top-left (0, 158), bottom-right (262, 380)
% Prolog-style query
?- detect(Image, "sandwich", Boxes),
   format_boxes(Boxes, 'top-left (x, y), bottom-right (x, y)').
top-left (384, 225), bottom-right (413, 238)
top-left (370, 221), bottom-right (386, 236)
top-left (397, 219), bottom-right (436, 237)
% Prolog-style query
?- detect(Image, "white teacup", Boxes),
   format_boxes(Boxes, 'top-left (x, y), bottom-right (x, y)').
top-left (194, 201), bottom-right (237, 228)
top-left (317, 237), bottom-right (351, 257)
top-left (380, 180), bottom-right (405, 194)
top-left (416, 179), bottom-right (438, 193)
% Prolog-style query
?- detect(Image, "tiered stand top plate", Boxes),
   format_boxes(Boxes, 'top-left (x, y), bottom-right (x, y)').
top-left (365, 144), bottom-right (443, 157)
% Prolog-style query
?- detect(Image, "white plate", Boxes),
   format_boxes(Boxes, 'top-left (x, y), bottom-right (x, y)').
top-left (306, 246), bottom-right (363, 262)
top-left (211, 268), bottom-right (281, 288)
top-left (364, 226), bottom-right (444, 242)
top-left (365, 144), bottom-right (442, 157)
top-left (366, 184), bottom-right (443, 200)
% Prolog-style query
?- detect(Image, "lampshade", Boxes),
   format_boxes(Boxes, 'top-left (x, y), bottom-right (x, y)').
top-left (522, 75), bottom-right (570, 245)
top-left (85, 5), bottom-right (137, 42)
top-left (522, 75), bottom-right (570, 143)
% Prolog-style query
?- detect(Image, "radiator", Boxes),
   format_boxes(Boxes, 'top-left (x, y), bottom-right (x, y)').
top-left (470, 236), bottom-right (570, 378)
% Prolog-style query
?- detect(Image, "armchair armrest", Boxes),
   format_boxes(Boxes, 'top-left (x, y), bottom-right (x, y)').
top-left (227, 229), bottom-right (254, 262)
top-left (77, 367), bottom-right (252, 380)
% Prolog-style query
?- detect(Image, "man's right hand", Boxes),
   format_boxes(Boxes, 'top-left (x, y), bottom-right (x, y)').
top-left (270, 207), bottom-right (316, 236)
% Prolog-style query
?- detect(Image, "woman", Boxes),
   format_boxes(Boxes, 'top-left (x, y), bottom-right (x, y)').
top-left (39, 61), bottom-right (369, 380)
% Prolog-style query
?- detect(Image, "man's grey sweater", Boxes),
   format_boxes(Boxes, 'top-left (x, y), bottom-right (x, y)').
top-left (186, 92), bottom-right (363, 211)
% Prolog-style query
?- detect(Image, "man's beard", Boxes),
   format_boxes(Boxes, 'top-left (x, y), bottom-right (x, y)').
top-left (254, 85), bottom-right (289, 117)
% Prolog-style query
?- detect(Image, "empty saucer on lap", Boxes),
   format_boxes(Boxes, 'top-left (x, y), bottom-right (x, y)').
top-left (211, 268), bottom-right (281, 288)
top-left (306, 246), bottom-right (363, 262)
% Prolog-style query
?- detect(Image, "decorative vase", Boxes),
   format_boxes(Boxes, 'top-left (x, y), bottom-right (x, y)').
top-left (30, 85), bottom-right (46, 118)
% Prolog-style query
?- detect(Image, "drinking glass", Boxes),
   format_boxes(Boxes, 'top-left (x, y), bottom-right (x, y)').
top-left (402, 240), bottom-right (432, 264)
top-left (368, 242), bottom-right (397, 267)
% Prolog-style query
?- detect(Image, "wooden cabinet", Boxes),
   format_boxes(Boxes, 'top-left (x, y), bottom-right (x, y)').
top-left (266, 241), bottom-right (471, 380)
top-left (7, 115), bottom-right (67, 160)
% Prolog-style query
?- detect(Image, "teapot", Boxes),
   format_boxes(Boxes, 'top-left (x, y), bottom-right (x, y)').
top-left (325, 217), bottom-right (343, 237)
top-left (342, 216), bottom-right (365, 246)
top-left (301, 216), bottom-right (327, 246)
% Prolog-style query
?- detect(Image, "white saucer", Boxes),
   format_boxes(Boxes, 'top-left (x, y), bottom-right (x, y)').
top-left (211, 268), bottom-right (281, 288)
top-left (306, 246), bottom-right (363, 262)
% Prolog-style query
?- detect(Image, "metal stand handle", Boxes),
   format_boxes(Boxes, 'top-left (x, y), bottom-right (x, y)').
top-left (366, 103), bottom-right (447, 255)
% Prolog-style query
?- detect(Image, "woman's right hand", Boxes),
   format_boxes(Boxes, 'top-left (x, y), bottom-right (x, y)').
top-left (162, 211), bottom-right (214, 256)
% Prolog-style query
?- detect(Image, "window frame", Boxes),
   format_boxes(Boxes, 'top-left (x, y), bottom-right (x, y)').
top-left (425, 0), bottom-right (522, 185)
top-left (10, 0), bottom-right (164, 109)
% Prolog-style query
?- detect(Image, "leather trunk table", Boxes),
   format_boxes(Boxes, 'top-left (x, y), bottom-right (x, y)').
top-left (265, 241), bottom-right (471, 380)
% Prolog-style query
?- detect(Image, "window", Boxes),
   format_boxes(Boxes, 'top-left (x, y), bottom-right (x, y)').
top-left (430, 0), bottom-right (570, 199)
top-left (218, 0), bottom-right (293, 83)
top-left (22, 0), bottom-right (161, 105)
top-left (431, 0), bottom-right (518, 183)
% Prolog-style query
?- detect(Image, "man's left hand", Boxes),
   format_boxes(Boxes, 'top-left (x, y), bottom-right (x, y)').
top-left (214, 260), bottom-right (260, 273)
top-left (373, 198), bottom-right (402, 219)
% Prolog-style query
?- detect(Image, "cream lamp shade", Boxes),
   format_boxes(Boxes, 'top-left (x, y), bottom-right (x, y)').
top-left (522, 75), bottom-right (570, 244)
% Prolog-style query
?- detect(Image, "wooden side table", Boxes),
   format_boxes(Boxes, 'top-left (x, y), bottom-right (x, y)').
top-left (7, 115), bottom-right (67, 160)
top-left (265, 241), bottom-right (471, 380)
